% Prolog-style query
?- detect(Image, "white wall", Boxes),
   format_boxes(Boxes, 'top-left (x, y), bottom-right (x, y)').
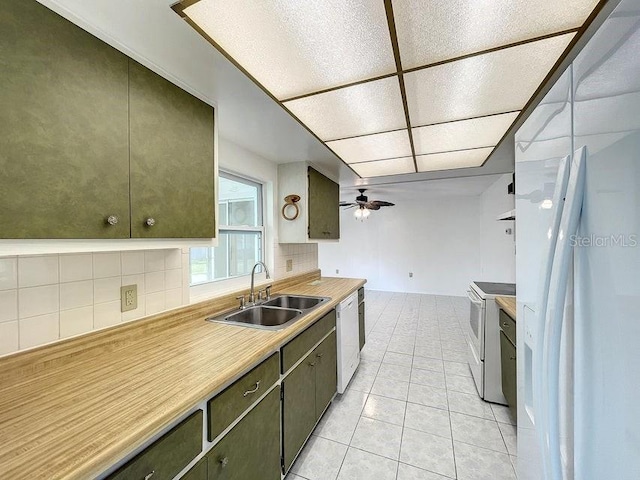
top-left (479, 174), bottom-right (516, 282)
top-left (319, 191), bottom-right (482, 296)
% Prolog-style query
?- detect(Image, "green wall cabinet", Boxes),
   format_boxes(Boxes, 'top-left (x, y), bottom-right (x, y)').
top-left (308, 167), bottom-right (340, 240)
top-left (207, 387), bottom-right (281, 480)
top-left (0, 0), bottom-right (130, 239)
top-left (282, 331), bottom-right (337, 471)
top-left (0, 0), bottom-right (215, 240)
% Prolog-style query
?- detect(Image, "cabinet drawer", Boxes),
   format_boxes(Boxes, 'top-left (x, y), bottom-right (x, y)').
top-left (499, 309), bottom-right (516, 345)
top-left (106, 410), bottom-right (202, 480)
top-left (358, 287), bottom-right (364, 304)
top-left (281, 310), bottom-right (336, 373)
top-left (208, 352), bottom-right (279, 441)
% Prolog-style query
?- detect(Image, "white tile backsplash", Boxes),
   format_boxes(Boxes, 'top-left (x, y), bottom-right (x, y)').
top-left (93, 252), bottom-right (122, 279)
top-left (19, 285), bottom-right (59, 319)
top-left (18, 255), bottom-right (59, 287)
top-left (0, 289), bottom-right (18, 322)
top-left (59, 253), bottom-right (93, 283)
top-left (19, 313), bottom-right (59, 349)
top-left (273, 242), bottom-right (319, 279)
top-left (0, 248), bottom-right (186, 356)
top-left (0, 257), bottom-right (18, 290)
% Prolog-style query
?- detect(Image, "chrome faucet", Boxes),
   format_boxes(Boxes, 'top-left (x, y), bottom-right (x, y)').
top-left (249, 261), bottom-right (271, 305)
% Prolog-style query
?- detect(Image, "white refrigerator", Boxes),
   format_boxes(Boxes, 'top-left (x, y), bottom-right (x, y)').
top-left (515, 0), bottom-right (640, 478)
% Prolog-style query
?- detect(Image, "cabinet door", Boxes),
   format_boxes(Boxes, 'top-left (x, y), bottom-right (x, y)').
top-left (500, 332), bottom-right (517, 422)
top-left (129, 60), bottom-right (215, 239)
top-left (314, 332), bottom-right (337, 420)
top-left (358, 302), bottom-right (366, 351)
top-left (308, 167), bottom-right (340, 239)
top-left (207, 387), bottom-right (280, 480)
top-left (283, 358), bottom-right (317, 471)
top-left (0, 0), bottom-right (130, 239)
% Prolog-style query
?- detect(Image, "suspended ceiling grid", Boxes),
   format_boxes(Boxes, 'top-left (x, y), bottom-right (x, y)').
top-left (174, 0), bottom-right (602, 179)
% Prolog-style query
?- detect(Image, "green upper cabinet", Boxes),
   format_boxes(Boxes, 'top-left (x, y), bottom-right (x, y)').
top-left (129, 60), bottom-right (215, 239)
top-left (277, 162), bottom-right (340, 243)
top-left (0, 0), bottom-right (216, 241)
top-left (308, 167), bottom-right (340, 240)
top-left (0, 0), bottom-right (130, 239)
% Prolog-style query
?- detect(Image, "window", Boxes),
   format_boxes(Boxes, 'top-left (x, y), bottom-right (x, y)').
top-left (190, 172), bottom-right (263, 285)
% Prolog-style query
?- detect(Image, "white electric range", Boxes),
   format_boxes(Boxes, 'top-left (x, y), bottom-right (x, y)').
top-left (465, 281), bottom-right (516, 405)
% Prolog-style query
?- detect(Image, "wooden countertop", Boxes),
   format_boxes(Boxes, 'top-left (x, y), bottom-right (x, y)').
top-left (0, 271), bottom-right (365, 480)
top-left (496, 296), bottom-right (517, 320)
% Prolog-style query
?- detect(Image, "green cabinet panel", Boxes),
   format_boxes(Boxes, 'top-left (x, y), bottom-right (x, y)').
top-left (314, 332), bottom-right (337, 420)
top-left (308, 167), bottom-right (339, 240)
top-left (500, 332), bottom-right (517, 422)
top-left (282, 310), bottom-right (336, 373)
top-left (207, 387), bottom-right (281, 480)
top-left (283, 357), bottom-right (317, 471)
top-left (182, 457), bottom-right (208, 480)
top-left (107, 410), bottom-right (203, 480)
top-left (0, 0), bottom-right (130, 239)
top-left (358, 302), bottom-right (366, 351)
top-left (129, 60), bottom-right (215, 239)
top-left (208, 353), bottom-right (279, 441)
top-left (499, 309), bottom-right (516, 345)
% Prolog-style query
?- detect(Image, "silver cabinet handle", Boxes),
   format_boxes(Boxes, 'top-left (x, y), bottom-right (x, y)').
top-left (502, 322), bottom-right (509, 327)
top-left (308, 361), bottom-right (316, 367)
top-left (219, 456), bottom-right (229, 467)
top-left (316, 353), bottom-right (323, 358)
top-left (243, 380), bottom-right (260, 397)
top-left (145, 218), bottom-right (156, 226)
top-left (144, 471), bottom-right (155, 480)
top-left (106, 215), bottom-right (119, 226)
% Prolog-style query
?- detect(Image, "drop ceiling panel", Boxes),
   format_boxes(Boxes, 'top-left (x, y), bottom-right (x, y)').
top-left (416, 147), bottom-right (494, 172)
top-left (283, 77), bottom-right (406, 141)
top-left (350, 157), bottom-right (415, 177)
top-left (327, 130), bottom-right (413, 164)
top-left (404, 34), bottom-right (574, 126)
top-left (394, 0), bottom-right (599, 69)
top-left (184, 0), bottom-right (396, 99)
top-left (412, 112), bottom-right (519, 155)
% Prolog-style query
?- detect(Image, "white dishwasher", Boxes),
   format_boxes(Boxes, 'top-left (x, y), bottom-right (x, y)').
top-left (336, 291), bottom-right (360, 394)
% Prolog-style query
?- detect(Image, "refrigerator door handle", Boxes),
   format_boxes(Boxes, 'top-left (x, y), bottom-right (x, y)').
top-left (543, 146), bottom-right (587, 480)
top-left (532, 154), bottom-right (571, 478)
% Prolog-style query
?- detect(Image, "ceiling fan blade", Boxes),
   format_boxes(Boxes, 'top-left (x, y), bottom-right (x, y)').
top-left (339, 202), bottom-right (356, 206)
top-left (370, 200), bottom-right (395, 207)
top-left (344, 204), bottom-right (358, 209)
top-left (365, 203), bottom-right (381, 210)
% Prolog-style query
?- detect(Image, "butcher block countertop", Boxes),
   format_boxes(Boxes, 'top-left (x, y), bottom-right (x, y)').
top-left (0, 270), bottom-right (365, 480)
top-left (496, 296), bottom-right (517, 320)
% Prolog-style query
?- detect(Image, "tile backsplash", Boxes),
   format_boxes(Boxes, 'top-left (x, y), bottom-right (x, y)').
top-left (0, 249), bottom-right (185, 356)
top-left (273, 242), bottom-right (319, 278)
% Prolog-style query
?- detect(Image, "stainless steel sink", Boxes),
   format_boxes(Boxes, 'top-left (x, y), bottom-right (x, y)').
top-left (206, 294), bottom-right (330, 330)
top-left (263, 294), bottom-right (329, 310)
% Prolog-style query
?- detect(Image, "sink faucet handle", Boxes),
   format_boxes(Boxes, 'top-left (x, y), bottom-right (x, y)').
top-left (236, 295), bottom-right (246, 310)
top-left (265, 285), bottom-right (272, 300)
top-left (257, 289), bottom-right (265, 301)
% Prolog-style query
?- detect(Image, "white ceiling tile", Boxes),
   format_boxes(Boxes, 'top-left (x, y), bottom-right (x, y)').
top-left (394, 0), bottom-right (598, 69)
top-left (404, 34), bottom-right (574, 125)
top-left (412, 112), bottom-right (519, 155)
top-left (416, 148), bottom-right (494, 172)
top-left (283, 77), bottom-right (406, 141)
top-left (184, 0), bottom-right (396, 99)
top-left (326, 130), bottom-right (412, 164)
top-left (350, 157), bottom-right (416, 178)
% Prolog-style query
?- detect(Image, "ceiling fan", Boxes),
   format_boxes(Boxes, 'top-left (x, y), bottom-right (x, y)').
top-left (340, 189), bottom-right (394, 220)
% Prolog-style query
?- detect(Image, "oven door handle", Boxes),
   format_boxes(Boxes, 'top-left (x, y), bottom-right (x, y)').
top-left (467, 290), bottom-right (483, 306)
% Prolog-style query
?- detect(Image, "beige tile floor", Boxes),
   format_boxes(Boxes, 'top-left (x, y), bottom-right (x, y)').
top-left (286, 290), bottom-right (517, 480)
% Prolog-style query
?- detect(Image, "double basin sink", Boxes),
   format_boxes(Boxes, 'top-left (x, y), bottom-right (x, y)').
top-left (207, 294), bottom-right (330, 330)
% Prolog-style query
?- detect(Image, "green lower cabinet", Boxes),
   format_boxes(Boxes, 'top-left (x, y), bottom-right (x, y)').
top-left (106, 410), bottom-right (203, 480)
top-left (358, 302), bottom-right (365, 351)
top-left (181, 457), bottom-right (207, 480)
top-left (314, 332), bottom-right (337, 420)
top-left (283, 356), bottom-right (317, 471)
top-left (500, 331), bottom-right (517, 422)
top-left (207, 387), bottom-right (281, 480)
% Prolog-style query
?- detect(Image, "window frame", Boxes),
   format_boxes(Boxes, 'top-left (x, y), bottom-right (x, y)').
top-left (190, 170), bottom-right (265, 287)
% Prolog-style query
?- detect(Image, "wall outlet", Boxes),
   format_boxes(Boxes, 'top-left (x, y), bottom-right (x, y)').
top-left (335, 269), bottom-right (339, 274)
top-left (409, 272), bottom-right (413, 278)
top-left (121, 284), bottom-right (137, 312)
top-left (286, 259), bottom-right (293, 272)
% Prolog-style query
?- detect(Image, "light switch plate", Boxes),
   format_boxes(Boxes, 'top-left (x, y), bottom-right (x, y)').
top-left (121, 284), bottom-right (137, 312)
